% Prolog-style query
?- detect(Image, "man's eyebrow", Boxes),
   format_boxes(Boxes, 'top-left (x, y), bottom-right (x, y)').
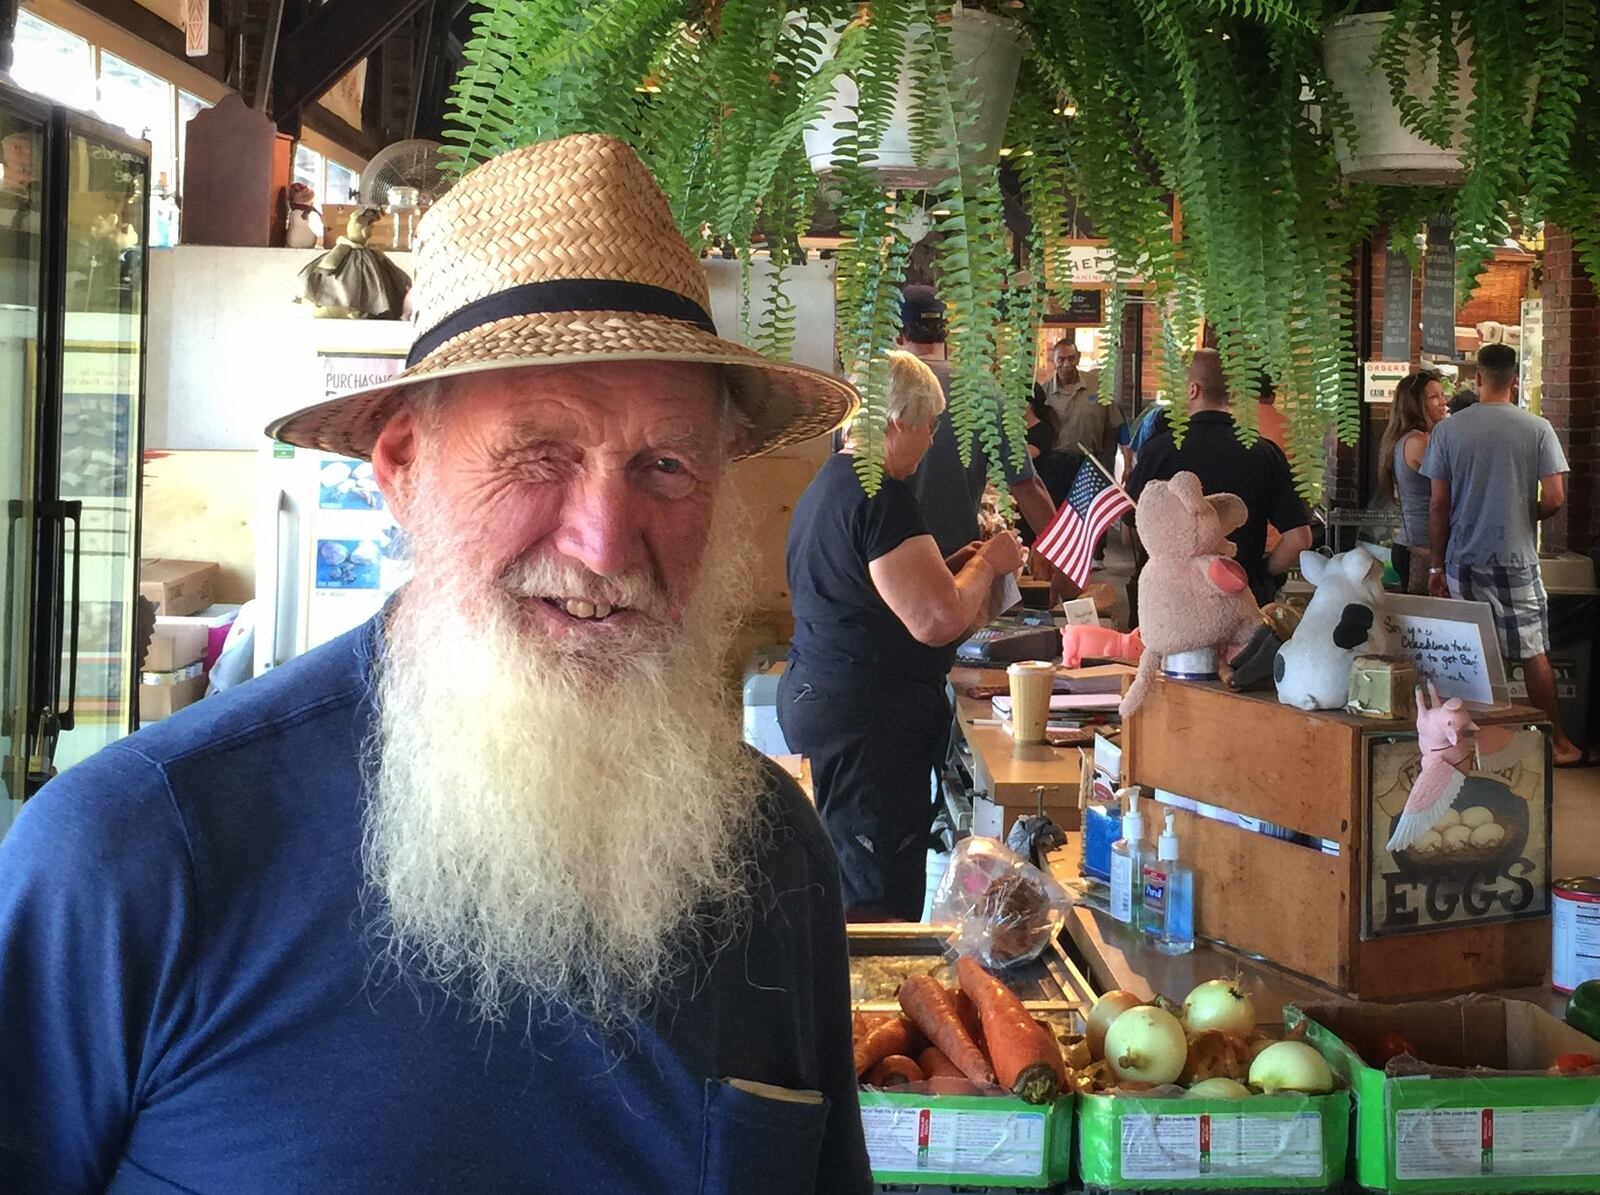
top-left (640, 423), bottom-right (720, 459)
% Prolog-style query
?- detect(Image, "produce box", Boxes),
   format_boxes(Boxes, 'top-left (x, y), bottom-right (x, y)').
top-left (859, 1090), bottom-right (1073, 1188)
top-left (1289, 996), bottom-right (1600, 1192)
top-left (1076, 1089), bottom-right (1350, 1191)
top-left (138, 559), bottom-right (218, 617)
top-left (139, 662), bottom-right (207, 721)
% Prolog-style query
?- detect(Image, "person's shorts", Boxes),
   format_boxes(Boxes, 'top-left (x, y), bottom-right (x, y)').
top-left (1445, 562), bottom-right (1549, 659)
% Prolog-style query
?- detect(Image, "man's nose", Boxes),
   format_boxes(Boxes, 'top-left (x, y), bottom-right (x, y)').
top-left (553, 469), bottom-right (645, 578)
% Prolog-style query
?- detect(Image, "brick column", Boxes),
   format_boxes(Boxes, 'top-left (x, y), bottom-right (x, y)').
top-left (1542, 226), bottom-right (1599, 557)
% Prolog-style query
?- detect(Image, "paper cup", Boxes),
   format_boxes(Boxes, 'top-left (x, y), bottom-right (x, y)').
top-left (1007, 660), bottom-right (1056, 745)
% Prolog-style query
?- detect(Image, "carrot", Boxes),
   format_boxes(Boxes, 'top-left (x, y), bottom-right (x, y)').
top-left (864, 1055), bottom-right (924, 1088)
top-left (898, 976), bottom-right (995, 1085)
top-left (917, 1045), bottom-right (965, 1079)
top-left (955, 990), bottom-right (984, 1049)
top-left (957, 956), bottom-right (1066, 1104)
top-left (1035, 1019), bottom-right (1069, 1094)
top-left (853, 1014), bottom-right (920, 1077)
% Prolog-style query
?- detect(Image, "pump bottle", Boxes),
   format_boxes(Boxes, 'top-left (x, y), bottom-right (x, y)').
top-left (1108, 788), bottom-right (1148, 927)
top-left (1142, 809), bottom-right (1195, 955)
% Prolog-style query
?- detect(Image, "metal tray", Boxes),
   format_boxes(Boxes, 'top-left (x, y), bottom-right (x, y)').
top-left (846, 922), bottom-right (1093, 1028)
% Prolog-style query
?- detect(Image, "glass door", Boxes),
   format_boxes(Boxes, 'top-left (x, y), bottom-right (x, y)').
top-left (0, 96), bottom-right (49, 825)
top-left (45, 120), bottom-right (147, 773)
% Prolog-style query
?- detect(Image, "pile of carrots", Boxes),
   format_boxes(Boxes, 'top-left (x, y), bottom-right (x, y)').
top-left (854, 956), bottom-right (1069, 1105)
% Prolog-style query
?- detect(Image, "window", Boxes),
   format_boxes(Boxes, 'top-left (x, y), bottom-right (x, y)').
top-left (325, 159), bottom-right (360, 205)
top-left (10, 12), bottom-right (95, 113)
top-left (98, 54), bottom-right (176, 188)
top-left (293, 142), bottom-right (325, 200)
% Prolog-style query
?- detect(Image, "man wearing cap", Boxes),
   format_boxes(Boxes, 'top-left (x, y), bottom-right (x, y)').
top-left (0, 136), bottom-right (872, 1192)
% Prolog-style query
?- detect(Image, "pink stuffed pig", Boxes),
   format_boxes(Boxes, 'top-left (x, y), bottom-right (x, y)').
top-left (1121, 472), bottom-right (1262, 716)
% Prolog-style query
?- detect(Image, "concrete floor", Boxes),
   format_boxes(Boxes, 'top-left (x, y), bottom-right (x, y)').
top-left (1087, 532), bottom-right (1600, 880)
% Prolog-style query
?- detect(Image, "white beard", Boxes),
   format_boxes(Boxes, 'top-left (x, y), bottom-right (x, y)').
top-left (362, 487), bottom-right (764, 1030)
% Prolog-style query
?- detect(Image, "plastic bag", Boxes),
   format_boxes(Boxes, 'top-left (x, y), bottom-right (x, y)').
top-left (930, 837), bottom-right (1072, 969)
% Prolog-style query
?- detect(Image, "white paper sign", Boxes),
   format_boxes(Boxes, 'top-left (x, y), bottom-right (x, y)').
top-left (1061, 597), bottom-right (1099, 625)
top-left (185, 0), bottom-right (209, 56)
top-left (1380, 594), bottom-right (1506, 707)
top-left (1364, 360), bottom-right (1412, 404)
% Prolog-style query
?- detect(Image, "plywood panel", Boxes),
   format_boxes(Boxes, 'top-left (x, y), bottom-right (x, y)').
top-left (1351, 918), bottom-right (1549, 998)
top-left (140, 451), bottom-right (258, 604)
top-left (1127, 679), bottom-right (1357, 844)
top-left (1161, 807), bottom-right (1351, 988)
top-left (727, 445), bottom-right (824, 626)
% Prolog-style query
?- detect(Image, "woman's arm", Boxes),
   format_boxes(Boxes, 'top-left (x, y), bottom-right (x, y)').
top-left (869, 533), bottom-right (1022, 646)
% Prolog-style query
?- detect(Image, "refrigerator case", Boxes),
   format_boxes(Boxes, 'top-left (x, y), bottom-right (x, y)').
top-left (254, 348), bottom-right (411, 675)
top-left (1, 82), bottom-right (149, 822)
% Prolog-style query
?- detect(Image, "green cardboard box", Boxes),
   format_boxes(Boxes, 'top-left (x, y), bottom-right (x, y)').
top-left (858, 1091), bottom-right (1073, 1188)
top-left (1076, 1089), bottom-right (1350, 1191)
top-left (1289, 996), bottom-right (1600, 1193)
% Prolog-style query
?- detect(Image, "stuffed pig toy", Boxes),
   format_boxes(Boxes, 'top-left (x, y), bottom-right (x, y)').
top-left (1121, 472), bottom-right (1262, 717)
top-left (1272, 548), bottom-right (1388, 710)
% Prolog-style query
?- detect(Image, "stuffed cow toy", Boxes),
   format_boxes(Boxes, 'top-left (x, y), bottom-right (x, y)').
top-left (1120, 472), bottom-right (1262, 717)
top-left (1273, 548), bottom-right (1388, 710)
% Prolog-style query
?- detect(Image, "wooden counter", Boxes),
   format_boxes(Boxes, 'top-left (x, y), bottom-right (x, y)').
top-left (949, 664), bottom-right (1130, 837)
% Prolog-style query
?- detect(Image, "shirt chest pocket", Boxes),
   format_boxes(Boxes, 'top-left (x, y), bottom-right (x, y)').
top-left (699, 1078), bottom-right (830, 1195)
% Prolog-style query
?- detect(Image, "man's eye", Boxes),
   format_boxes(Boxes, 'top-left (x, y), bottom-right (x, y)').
top-left (653, 457), bottom-right (685, 475)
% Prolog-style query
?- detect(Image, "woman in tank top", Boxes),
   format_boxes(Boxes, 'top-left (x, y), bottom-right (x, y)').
top-left (1378, 370), bottom-right (1447, 593)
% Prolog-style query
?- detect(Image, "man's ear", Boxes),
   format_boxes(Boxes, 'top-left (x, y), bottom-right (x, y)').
top-left (371, 404), bottom-right (422, 524)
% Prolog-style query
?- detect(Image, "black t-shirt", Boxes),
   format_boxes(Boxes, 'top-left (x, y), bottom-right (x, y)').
top-left (1126, 410), bottom-right (1309, 604)
top-left (787, 452), bottom-right (954, 688)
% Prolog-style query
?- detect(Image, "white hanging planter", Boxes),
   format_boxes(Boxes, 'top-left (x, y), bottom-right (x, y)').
top-left (801, 8), bottom-right (1025, 189)
top-left (1323, 11), bottom-right (1471, 185)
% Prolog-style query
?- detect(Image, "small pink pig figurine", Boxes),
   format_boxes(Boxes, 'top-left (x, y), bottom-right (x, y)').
top-left (1385, 681), bottom-right (1477, 852)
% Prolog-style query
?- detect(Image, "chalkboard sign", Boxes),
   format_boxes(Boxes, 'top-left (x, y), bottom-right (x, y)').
top-left (1382, 249), bottom-right (1414, 361)
top-left (1420, 220), bottom-right (1456, 359)
top-left (1061, 288), bottom-right (1104, 324)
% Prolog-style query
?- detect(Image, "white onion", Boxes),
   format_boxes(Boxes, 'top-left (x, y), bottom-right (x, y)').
top-left (1187, 1077), bottom-right (1251, 1099)
top-left (1086, 990), bottom-right (1143, 1060)
top-left (1104, 1005), bottom-right (1188, 1086)
top-left (1248, 1040), bottom-right (1334, 1095)
top-left (1182, 979), bottom-right (1256, 1039)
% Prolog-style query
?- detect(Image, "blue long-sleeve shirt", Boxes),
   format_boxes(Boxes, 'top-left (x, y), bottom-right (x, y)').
top-left (0, 618), bottom-right (871, 1194)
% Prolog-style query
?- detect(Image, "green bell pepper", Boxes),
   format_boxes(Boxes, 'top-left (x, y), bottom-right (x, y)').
top-left (1568, 980), bottom-right (1600, 1042)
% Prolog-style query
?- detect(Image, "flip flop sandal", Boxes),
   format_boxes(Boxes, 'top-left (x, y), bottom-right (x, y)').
top-left (1554, 748), bottom-right (1600, 770)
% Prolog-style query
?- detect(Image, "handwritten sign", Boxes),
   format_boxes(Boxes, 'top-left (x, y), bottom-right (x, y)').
top-left (1420, 219), bottom-right (1456, 359)
top-left (1382, 249), bottom-right (1414, 361)
top-left (1380, 594), bottom-right (1506, 707)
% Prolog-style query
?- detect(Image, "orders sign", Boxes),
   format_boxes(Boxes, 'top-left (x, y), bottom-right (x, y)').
top-left (1363, 725), bottom-right (1551, 939)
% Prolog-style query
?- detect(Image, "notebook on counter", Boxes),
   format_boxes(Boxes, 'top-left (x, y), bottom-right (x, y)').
top-left (991, 691), bottom-right (1121, 717)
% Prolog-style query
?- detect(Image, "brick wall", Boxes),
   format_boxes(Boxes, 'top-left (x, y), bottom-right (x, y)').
top-left (1542, 226), bottom-right (1599, 557)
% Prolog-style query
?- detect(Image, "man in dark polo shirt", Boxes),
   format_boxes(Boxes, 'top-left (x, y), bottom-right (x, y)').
top-left (1128, 349), bottom-right (1311, 606)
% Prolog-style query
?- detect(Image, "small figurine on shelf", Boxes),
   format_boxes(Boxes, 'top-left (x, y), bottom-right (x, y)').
top-left (296, 207), bottom-right (411, 319)
top-left (285, 181), bottom-right (321, 249)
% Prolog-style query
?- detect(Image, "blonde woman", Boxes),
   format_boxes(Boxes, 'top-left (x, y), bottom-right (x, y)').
top-left (1379, 370), bottom-right (1447, 593)
top-left (779, 351), bottom-right (1023, 920)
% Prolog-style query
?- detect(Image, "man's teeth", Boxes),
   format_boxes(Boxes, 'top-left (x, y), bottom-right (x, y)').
top-left (560, 598), bottom-right (613, 619)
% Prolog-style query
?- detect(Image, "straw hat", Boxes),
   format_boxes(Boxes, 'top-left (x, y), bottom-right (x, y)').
top-left (266, 133), bottom-right (859, 460)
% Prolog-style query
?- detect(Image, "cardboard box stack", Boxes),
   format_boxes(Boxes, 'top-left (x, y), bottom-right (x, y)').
top-left (137, 560), bottom-right (228, 723)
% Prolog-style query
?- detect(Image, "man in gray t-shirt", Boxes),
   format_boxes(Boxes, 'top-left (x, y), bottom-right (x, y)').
top-left (1422, 344), bottom-right (1589, 766)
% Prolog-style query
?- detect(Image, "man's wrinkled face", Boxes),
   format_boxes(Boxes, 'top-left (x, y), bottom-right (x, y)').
top-left (375, 360), bottom-right (726, 652)
top-left (1053, 340), bottom-right (1081, 384)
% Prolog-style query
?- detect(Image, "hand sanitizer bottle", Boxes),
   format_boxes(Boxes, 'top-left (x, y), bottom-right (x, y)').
top-left (1108, 789), bottom-right (1147, 927)
top-left (1143, 809), bottom-right (1195, 955)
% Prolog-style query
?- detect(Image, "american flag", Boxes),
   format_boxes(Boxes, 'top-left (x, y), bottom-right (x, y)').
top-left (1033, 459), bottom-right (1135, 587)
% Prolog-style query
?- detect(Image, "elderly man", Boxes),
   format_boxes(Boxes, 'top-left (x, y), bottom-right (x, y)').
top-left (0, 136), bottom-right (872, 1192)
top-left (1034, 336), bottom-right (1128, 478)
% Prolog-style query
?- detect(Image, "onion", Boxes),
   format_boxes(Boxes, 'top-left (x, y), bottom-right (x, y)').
top-left (1182, 979), bottom-right (1256, 1039)
top-left (1248, 1040), bottom-right (1334, 1095)
top-left (1187, 1077), bottom-right (1251, 1099)
top-left (1086, 990), bottom-right (1143, 1060)
top-left (1104, 1005), bottom-right (1188, 1086)
top-left (1181, 1029), bottom-right (1253, 1084)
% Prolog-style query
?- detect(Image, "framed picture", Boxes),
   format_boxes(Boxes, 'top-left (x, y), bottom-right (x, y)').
top-left (1362, 723), bottom-right (1551, 939)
